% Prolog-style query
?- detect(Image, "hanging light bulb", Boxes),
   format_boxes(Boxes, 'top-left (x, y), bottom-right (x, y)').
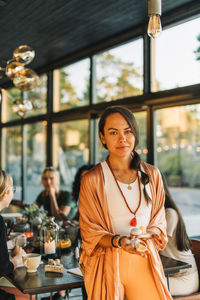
top-left (13, 68), bottom-right (39, 91)
top-left (5, 61), bottom-right (25, 80)
top-left (12, 98), bottom-right (33, 118)
top-left (147, 0), bottom-right (162, 39)
top-left (13, 45), bottom-right (35, 65)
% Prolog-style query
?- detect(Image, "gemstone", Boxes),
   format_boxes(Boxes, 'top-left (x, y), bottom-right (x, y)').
top-left (130, 216), bottom-right (137, 227)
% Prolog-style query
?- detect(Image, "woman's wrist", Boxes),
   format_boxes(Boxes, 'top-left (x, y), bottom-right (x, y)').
top-left (111, 235), bottom-right (121, 248)
top-left (111, 235), bottom-right (127, 248)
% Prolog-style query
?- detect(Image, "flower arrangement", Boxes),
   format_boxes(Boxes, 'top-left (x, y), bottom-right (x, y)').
top-left (23, 203), bottom-right (47, 225)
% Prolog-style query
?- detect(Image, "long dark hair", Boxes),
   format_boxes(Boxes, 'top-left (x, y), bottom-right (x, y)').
top-left (162, 173), bottom-right (191, 251)
top-left (72, 165), bottom-right (95, 202)
top-left (98, 105), bottom-right (150, 203)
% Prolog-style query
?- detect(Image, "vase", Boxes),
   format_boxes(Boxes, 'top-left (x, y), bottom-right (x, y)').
top-left (39, 217), bottom-right (60, 259)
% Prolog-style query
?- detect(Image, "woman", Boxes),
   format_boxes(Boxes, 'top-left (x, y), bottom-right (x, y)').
top-left (42, 165), bottom-right (95, 300)
top-left (72, 165), bottom-right (95, 204)
top-left (36, 167), bottom-right (76, 221)
top-left (79, 106), bottom-right (172, 300)
top-left (160, 174), bottom-right (199, 296)
top-left (0, 170), bottom-right (27, 300)
top-left (71, 164), bottom-right (94, 221)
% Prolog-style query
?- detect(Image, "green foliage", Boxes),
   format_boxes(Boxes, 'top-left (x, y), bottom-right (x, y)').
top-left (194, 34), bottom-right (200, 61)
top-left (95, 52), bottom-right (142, 102)
top-left (23, 203), bottom-right (47, 220)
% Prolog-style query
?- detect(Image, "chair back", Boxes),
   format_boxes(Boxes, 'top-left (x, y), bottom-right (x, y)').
top-left (191, 239), bottom-right (200, 282)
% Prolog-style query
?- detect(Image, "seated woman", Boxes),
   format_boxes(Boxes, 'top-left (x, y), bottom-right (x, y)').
top-left (71, 164), bottom-right (94, 221)
top-left (43, 165), bottom-right (94, 300)
top-left (35, 167), bottom-right (76, 221)
top-left (160, 174), bottom-right (199, 296)
top-left (0, 170), bottom-right (28, 300)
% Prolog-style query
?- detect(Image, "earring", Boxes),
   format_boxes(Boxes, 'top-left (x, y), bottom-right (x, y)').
top-left (130, 151), bottom-right (134, 158)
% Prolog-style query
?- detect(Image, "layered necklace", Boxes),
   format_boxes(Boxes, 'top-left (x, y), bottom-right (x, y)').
top-left (106, 158), bottom-right (142, 227)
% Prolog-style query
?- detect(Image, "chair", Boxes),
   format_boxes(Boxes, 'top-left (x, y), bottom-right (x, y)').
top-left (173, 239), bottom-right (200, 300)
top-left (0, 287), bottom-right (33, 299)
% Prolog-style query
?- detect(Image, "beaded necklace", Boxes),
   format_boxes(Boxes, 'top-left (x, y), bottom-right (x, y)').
top-left (106, 158), bottom-right (141, 227)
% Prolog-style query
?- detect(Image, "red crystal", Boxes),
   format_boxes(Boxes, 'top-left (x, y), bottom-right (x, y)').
top-left (130, 216), bottom-right (137, 226)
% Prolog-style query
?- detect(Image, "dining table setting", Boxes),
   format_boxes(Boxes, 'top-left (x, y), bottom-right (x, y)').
top-left (1, 206), bottom-right (84, 300)
top-left (1, 207), bottom-right (193, 300)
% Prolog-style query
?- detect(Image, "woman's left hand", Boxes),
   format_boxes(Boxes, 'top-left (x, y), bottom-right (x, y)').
top-left (120, 236), bottom-right (149, 257)
top-left (11, 246), bottom-right (26, 257)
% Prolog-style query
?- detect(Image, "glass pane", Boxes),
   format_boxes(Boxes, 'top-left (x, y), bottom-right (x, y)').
top-left (23, 73), bottom-right (47, 117)
top-left (96, 111), bottom-right (147, 163)
top-left (1, 126), bottom-right (22, 200)
top-left (94, 39), bottom-right (143, 103)
top-left (135, 111), bottom-right (147, 162)
top-left (155, 104), bottom-right (200, 237)
top-left (1, 74), bottom-right (47, 122)
top-left (53, 59), bottom-right (90, 111)
top-left (52, 119), bottom-right (89, 190)
top-left (24, 122), bottom-right (47, 204)
top-left (1, 88), bottom-right (21, 122)
top-left (152, 17), bottom-right (200, 91)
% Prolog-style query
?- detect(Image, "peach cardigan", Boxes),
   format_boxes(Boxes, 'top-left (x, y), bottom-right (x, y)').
top-left (79, 162), bottom-right (173, 300)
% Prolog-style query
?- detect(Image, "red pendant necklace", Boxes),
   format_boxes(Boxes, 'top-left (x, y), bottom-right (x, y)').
top-left (106, 158), bottom-right (142, 227)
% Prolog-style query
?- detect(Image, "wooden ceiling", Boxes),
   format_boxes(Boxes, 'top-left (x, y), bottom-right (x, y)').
top-left (0, 0), bottom-right (199, 85)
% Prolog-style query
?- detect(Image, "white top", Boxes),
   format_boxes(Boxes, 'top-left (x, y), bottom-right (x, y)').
top-left (101, 161), bottom-right (152, 236)
top-left (160, 208), bottom-right (197, 273)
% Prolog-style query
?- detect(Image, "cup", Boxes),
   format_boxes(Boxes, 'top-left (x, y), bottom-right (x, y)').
top-left (22, 253), bottom-right (41, 273)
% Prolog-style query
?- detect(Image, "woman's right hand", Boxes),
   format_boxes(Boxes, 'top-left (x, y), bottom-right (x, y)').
top-left (49, 187), bottom-right (56, 197)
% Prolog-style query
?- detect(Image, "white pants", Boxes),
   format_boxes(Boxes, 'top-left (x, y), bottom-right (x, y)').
top-left (168, 270), bottom-right (199, 296)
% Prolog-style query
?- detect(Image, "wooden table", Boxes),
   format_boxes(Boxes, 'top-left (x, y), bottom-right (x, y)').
top-left (160, 255), bottom-right (192, 290)
top-left (5, 250), bottom-right (86, 300)
top-left (5, 252), bottom-right (192, 299)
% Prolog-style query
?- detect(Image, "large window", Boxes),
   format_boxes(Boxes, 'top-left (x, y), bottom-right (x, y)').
top-left (1, 126), bottom-right (22, 200)
top-left (1, 74), bottom-right (47, 123)
top-left (94, 39), bottom-right (143, 103)
top-left (52, 119), bottom-right (89, 190)
top-left (155, 104), bottom-right (200, 236)
top-left (23, 74), bottom-right (48, 117)
top-left (152, 17), bottom-right (200, 92)
top-left (53, 59), bottom-right (90, 111)
top-left (1, 88), bottom-right (21, 123)
top-left (24, 122), bottom-right (47, 204)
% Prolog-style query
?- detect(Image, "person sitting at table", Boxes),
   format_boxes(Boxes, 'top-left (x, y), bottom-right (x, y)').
top-left (35, 166), bottom-right (77, 221)
top-left (160, 174), bottom-right (199, 296)
top-left (43, 165), bottom-right (95, 300)
top-left (70, 164), bottom-right (95, 221)
top-left (0, 169), bottom-right (29, 300)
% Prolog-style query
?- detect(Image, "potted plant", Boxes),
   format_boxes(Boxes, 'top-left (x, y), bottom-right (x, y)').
top-left (23, 203), bottom-right (47, 226)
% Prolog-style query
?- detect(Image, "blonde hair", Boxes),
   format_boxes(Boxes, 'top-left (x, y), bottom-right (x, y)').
top-left (42, 166), bottom-right (60, 184)
top-left (0, 170), bottom-right (13, 200)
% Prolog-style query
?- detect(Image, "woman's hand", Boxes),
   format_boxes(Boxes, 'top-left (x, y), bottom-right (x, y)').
top-left (120, 236), bottom-right (149, 257)
top-left (11, 246), bottom-right (26, 257)
top-left (10, 246), bottom-right (26, 269)
top-left (49, 187), bottom-right (56, 197)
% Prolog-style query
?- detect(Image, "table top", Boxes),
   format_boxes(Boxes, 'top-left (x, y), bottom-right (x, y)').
top-left (6, 250), bottom-right (84, 295)
top-left (160, 254), bottom-right (192, 275)
top-left (5, 252), bottom-right (192, 295)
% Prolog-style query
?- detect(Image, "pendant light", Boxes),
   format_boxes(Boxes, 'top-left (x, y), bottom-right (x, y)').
top-left (147, 0), bottom-right (162, 39)
top-left (0, 44), bottom-right (39, 92)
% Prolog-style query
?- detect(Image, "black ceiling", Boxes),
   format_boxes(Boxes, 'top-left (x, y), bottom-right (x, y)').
top-left (0, 0), bottom-right (198, 85)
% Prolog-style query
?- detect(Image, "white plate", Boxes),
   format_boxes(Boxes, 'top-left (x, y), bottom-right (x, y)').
top-left (1, 213), bottom-right (22, 218)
